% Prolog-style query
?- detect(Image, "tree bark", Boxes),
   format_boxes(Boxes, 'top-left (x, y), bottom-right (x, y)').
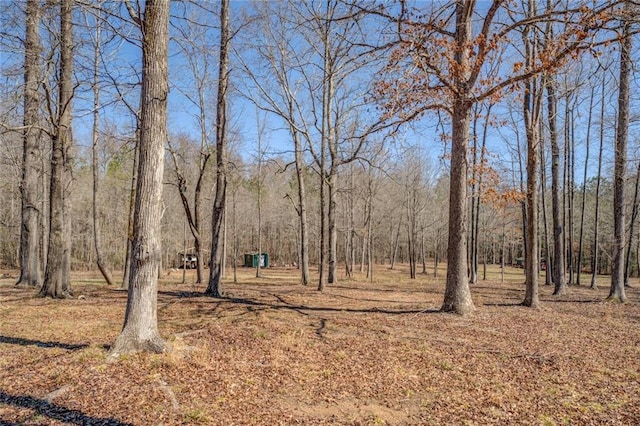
top-left (608, 6), bottom-right (630, 303)
top-left (17, 0), bottom-right (42, 289)
top-left (123, 132), bottom-right (139, 289)
top-left (327, 171), bottom-right (338, 284)
top-left (294, 132), bottom-right (310, 285)
top-left (566, 98), bottom-right (575, 286)
top-left (41, 0), bottom-right (73, 299)
top-left (522, 3), bottom-right (542, 308)
top-left (547, 77), bottom-right (566, 296)
top-left (206, 0), bottom-right (229, 298)
top-left (540, 123), bottom-right (552, 286)
top-left (441, 1), bottom-right (475, 315)
top-left (109, 0), bottom-right (170, 358)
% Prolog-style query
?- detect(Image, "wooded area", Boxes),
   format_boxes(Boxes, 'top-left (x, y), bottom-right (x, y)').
top-left (1, 266), bottom-right (639, 424)
top-left (0, 0), bottom-right (639, 351)
top-left (1, 0), bottom-right (640, 423)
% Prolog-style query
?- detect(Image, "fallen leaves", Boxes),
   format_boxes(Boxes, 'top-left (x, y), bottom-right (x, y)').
top-left (1, 266), bottom-right (639, 425)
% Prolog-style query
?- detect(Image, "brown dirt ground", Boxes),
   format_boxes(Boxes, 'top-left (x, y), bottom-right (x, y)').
top-left (1, 265), bottom-right (639, 425)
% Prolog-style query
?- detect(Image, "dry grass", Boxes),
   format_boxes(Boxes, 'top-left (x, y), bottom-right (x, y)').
top-left (1, 265), bottom-right (639, 425)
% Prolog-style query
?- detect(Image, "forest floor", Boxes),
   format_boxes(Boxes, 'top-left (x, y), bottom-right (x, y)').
top-left (0, 265), bottom-right (639, 425)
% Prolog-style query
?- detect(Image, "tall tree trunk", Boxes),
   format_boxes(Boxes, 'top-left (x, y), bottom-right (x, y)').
top-left (206, 0), bottom-right (229, 297)
top-left (390, 217), bottom-right (402, 269)
top-left (318, 8), bottom-right (333, 291)
top-left (522, 3), bottom-right (541, 307)
top-left (91, 8), bottom-right (114, 286)
top-left (523, 115), bottom-right (540, 307)
top-left (442, 100), bottom-right (474, 314)
top-left (441, 1), bottom-right (474, 315)
top-left (472, 103), bottom-right (491, 283)
top-left (591, 74), bottom-right (606, 289)
top-left (434, 227), bottom-right (440, 278)
top-left (256, 113), bottom-right (263, 279)
top-left (407, 185), bottom-right (416, 280)
top-left (566, 98), bottom-right (575, 286)
top-left (346, 165), bottom-right (355, 278)
top-left (608, 6), bottom-right (631, 303)
top-left (327, 170), bottom-right (338, 283)
top-left (547, 77), bottom-right (566, 296)
top-left (625, 161), bottom-right (640, 287)
top-left (109, 0), bottom-right (170, 358)
top-left (294, 132), bottom-right (310, 285)
top-left (41, 0), bottom-right (73, 299)
top-left (540, 124), bottom-right (552, 285)
top-left (123, 132), bottom-right (139, 288)
top-left (469, 108), bottom-right (479, 285)
top-left (318, 168), bottom-right (327, 291)
top-left (16, 0), bottom-right (42, 289)
top-left (577, 85), bottom-right (595, 286)
top-left (60, 0), bottom-right (73, 297)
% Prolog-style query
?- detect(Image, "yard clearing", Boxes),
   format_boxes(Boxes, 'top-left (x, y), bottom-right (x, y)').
top-left (1, 265), bottom-right (639, 425)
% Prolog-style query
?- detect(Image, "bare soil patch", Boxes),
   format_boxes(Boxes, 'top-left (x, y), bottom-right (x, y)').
top-left (1, 266), bottom-right (639, 425)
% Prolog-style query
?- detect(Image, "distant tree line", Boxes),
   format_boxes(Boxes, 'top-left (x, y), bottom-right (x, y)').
top-left (0, 0), bottom-right (638, 354)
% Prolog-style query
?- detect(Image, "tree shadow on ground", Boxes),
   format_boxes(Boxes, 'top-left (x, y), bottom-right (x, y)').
top-left (482, 302), bottom-right (525, 307)
top-left (223, 295), bottom-right (440, 316)
top-left (0, 389), bottom-right (133, 426)
top-left (0, 336), bottom-right (87, 351)
top-left (159, 290), bottom-right (440, 316)
top-left (158, 290), bottom-right (209, 299)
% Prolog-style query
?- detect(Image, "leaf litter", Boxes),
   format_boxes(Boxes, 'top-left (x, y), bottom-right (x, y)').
top-left (0, 266), bottom-right (639, 425)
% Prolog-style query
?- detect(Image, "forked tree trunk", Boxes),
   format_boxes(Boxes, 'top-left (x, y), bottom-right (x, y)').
top-left (206, 0), bottom-right (229, 298)
top-left (41, 0), bottom-right (73, 299)
top-left (108, 0), bottom-right (170, 358)
top-left (17, 0), bottom-right (42, 288)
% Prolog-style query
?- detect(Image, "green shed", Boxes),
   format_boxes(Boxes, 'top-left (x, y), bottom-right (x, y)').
top-left (244, 253), bottom-right (269, 268)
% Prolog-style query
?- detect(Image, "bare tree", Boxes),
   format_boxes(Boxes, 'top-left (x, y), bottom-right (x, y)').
top-left (576, 81), bottom-right (596, 286)
top-left (376, 0), bottom-right (619, 313)
top-left (608, 2), bottom-right (632, 303)
top-left (40, 0), bottom-right (74, 298)
top-left (522, 0), bottom-right (543, 308)
top-left (169, 3), bottom-right (218, 284)
top-left (88, 4), bottom-right (115, 286)
top-left (206, 0), bottom-right (229, 298)
top-left (591, 70), bottom-right (607, 289)
top-left (109, 0), bottom-right (170, 357)
top-left (545, 1), bottom-right (566, 296)
top-left (16, 0), bottom-right (42, 288)
top-left (234, 0), bottom-right (312, 285)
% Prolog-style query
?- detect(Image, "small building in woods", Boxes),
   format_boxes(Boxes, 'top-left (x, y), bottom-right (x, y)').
top-left (244, 253), bottom-right (269, 268)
